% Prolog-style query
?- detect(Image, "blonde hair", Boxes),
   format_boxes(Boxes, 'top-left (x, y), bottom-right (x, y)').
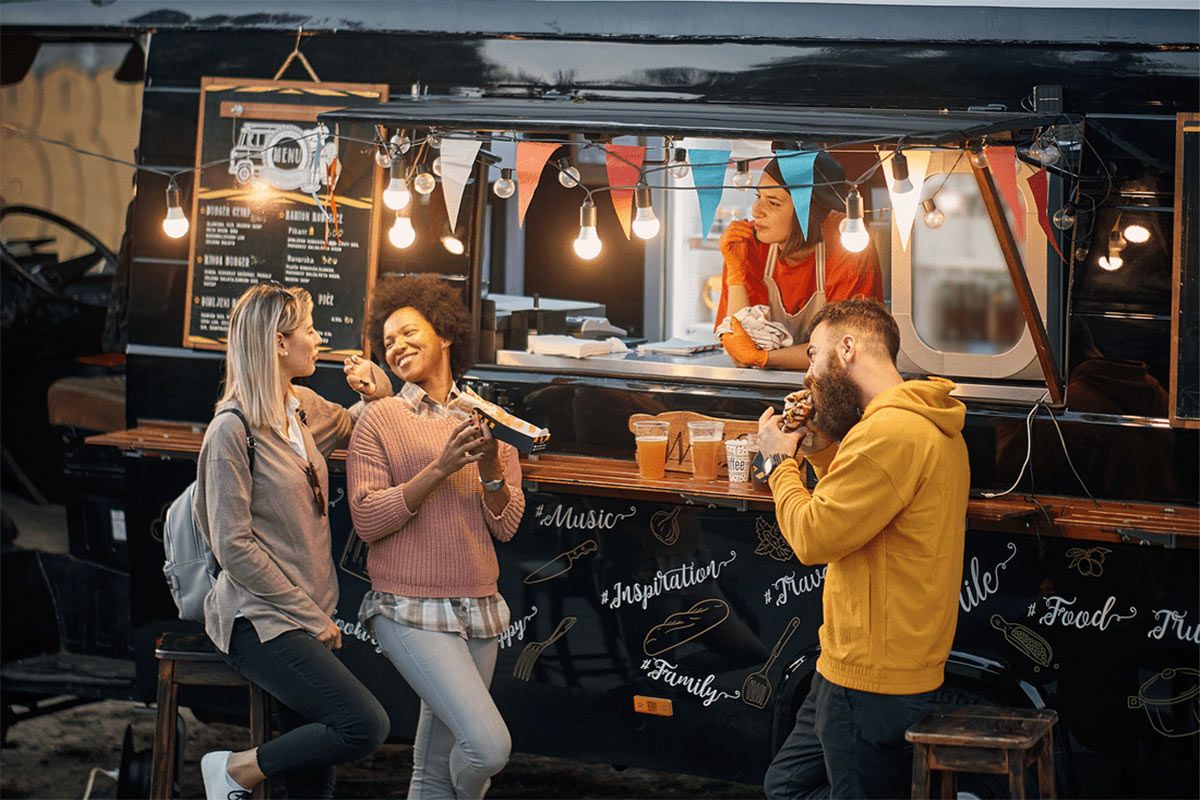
top-left (217, 283), bottom-right (313, 429)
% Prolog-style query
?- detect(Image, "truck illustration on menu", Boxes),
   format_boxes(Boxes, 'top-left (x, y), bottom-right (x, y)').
top-left (228, 122), bottom-right (337, 193)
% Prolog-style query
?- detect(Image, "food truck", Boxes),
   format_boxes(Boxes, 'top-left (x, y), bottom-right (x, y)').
top-left (1, 2), bottom-right (1197, 797)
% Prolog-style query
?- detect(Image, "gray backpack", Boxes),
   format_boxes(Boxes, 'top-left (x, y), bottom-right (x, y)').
top-left (162, 408), bottom-right (256, 622)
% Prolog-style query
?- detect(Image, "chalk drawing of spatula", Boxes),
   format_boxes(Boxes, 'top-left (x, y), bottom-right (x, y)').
top-left (742, 617), bottom-right (801, 709)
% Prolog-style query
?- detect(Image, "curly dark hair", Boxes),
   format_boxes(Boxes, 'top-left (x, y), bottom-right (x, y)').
top-left (369, 275), bottom-right (475, 378)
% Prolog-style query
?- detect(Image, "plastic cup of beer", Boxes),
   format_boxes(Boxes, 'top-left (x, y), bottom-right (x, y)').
top-left (687, 420), bottom-right (725, 481)
top-left (633, 421), bottom-right (670, 480)
top-left (725, 438), bottom-right (752, 483)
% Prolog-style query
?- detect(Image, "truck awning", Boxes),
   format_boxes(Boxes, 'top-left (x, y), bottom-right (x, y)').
top-left (319, 96), bottom-right (1071, 145)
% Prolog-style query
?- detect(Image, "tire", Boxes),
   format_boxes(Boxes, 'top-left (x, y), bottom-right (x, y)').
top-left (234, 161), bottom-right (253, 184)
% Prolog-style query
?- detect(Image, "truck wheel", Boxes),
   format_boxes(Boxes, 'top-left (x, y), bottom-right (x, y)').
top-left (234, 161), bottom-right (253, 184)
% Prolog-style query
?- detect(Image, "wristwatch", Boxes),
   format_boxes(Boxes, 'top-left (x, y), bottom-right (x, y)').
top-left (760, 453), bottom-right (795, 479)
top-left (480, 475), bottom-right (506, 493)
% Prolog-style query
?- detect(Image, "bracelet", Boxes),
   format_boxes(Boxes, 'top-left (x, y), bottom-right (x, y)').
top-left (480, 476), bottom-right (506, 493)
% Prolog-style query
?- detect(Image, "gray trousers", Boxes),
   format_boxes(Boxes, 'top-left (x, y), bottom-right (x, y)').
top-left (764, 672), bottom-right (936, 800)
top-left (371, 616), bottom-right (511, 800)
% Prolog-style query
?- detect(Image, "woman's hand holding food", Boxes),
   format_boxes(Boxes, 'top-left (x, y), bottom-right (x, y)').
top-left (433, 418), bottom-right (489, 478)
top-left (343, 355), bottom-right (385, 399)
top-left (472, 411), bottom-right (503, 482)
top-left (721, 317), bottom-right (769, 368)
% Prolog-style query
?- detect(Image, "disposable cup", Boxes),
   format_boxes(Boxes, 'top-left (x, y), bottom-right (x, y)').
top-left (632, 420), bottom-right (670, 480)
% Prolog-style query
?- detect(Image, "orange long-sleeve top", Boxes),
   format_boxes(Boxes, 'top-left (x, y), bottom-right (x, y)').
top-left (714, 213), bottom-right (884, 330)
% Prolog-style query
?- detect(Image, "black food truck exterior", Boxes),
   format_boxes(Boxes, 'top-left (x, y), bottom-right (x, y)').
top-left (4, 2), bottom-right (1197, 797)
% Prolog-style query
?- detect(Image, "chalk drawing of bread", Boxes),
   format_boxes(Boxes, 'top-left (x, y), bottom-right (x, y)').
top-left (643, 599), bottom-right (731, 656)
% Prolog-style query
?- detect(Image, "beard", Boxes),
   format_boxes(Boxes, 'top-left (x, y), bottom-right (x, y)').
top-left (807, 360), bottom-right (863, 441)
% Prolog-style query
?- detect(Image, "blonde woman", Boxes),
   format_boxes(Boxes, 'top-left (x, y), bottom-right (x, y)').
top-left (194, 283), bottom-right (393, 800)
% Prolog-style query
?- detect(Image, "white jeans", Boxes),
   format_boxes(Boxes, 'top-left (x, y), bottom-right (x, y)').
top-left (371, 617), bottom-right (510, 800)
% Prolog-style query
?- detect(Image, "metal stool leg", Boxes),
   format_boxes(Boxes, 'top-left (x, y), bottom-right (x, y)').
top-left (150, 659), bottom-right (178, 800)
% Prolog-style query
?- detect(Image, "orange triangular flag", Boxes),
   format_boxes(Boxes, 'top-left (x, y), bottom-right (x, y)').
top-left (984, 146), bottom-right (1025, 241)
top-left (1027, 168), bottom-right (1065, 262)
top-left (604, 144), bottom-right (646, 239)
top-left (517, 142), bottom-right (560, 227)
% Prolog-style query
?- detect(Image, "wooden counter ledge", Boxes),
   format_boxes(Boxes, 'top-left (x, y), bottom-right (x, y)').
top-left (88, 423), bottom-right (1198, 546)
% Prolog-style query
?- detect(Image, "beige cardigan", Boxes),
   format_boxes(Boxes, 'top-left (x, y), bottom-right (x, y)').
top-left (195, 385), bottom-right (356, 652)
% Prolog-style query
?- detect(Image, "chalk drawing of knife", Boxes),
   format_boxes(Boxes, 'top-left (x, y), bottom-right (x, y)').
top-left (524, 540), bottom-right (598, 584)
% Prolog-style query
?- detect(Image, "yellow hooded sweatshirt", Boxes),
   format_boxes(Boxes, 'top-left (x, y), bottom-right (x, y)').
top-left (768, 377), bottom-right (969, 695)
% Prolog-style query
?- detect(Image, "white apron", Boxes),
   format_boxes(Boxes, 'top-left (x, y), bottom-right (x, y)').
top-left (764, 242), bottom-right (827, 344)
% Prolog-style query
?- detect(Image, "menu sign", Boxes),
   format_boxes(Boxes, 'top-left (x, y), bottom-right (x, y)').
top-left (183, 77), bottom-right (388, 359)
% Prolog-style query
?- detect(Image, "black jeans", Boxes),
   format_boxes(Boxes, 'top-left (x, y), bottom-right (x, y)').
top-left (764, 673), bottom-right (936, 800)
top-left (224, 619), bottom-right (390, 799)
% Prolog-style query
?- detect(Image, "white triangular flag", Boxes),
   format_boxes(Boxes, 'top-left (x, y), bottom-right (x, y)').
top-left (879, 147), bottom-right (930, 251)
top-left (439, 138), bottom-right (482, 232)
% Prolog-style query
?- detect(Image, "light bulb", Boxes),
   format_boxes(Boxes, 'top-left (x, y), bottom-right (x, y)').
top-left (441, 232), bottom-right (465, 255)
top-left (427, 133), bottom-right (441, 150)
top-left (162, 181), bottom-right (189, 239)
top-left (374, 148), bottom-right (393, 169)
top-left (1039, 143), bottom-right (1061, 166)
top-left (493, 168), bottom-right (516, 199)
top-left (388, 212), bottom-right (416, 249)
top-left (1098, 253), bottom-right (1124, 271)
top-left (382, 162), bottom-right (411, 210)
top-left (732, 160), bottom-right (752, 189)
top-left (390, 133), bottom-right (411, 155)
top-left (921, 198), bottom-right (945, 229)
top-left (431, 157), bottom-right (442, 177)
top-left (838, 188), bottom-right (870, 253)
top-left (1123, 223), bottom-right (1151, 243)
top-left (631, 181), bottom-right (660, 240)
top-left (890, 151), bottom-right (913, 196)
top-left (1025, 141), bottom-right (1045, 162)
top-left (968, 148), bottom-right (989, 169)
top-left (556, 158), bottom-right (581, 189)
top-left (1099, 227), bottom-right (1126, 270)
top-left (413, 170), bottom-right (436, 195)
top-left (573, 199), bottom-right (602, 260)
top-left (669, 147), bottom-right (690, 179)
top-left (1074, 244), bottom-right (1090, 263)
top-left (1051, 205), bottom-right (1076, 230)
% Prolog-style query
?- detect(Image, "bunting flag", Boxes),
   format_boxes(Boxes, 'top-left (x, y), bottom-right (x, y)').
top-left (878, 147), bottom-right (931, 251)
top-left (603, 144), bottom-right (646, 239)
top-left (439, 138), bottom-right (482, 233)
top-left (774, 150), bottom-right (818, 239)
top-left (1027, 167), bottom-right (1065, 262)
top-left (984, 146), bottom-right (1026, 241)
top-left (690, 148), bottom-right (730, 239)
top-left (516, 141), bottom-right (560, 227)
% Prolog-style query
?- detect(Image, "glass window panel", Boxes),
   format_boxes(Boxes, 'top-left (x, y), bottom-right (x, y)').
top-left (911, 173), bottom-right (1026, 354)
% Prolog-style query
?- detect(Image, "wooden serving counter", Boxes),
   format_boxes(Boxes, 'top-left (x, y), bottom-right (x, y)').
top-left (88, 422), bottom-right (1198, 547)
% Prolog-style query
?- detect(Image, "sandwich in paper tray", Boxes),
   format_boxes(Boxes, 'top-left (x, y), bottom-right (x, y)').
top-left (452, 385), bottom-right (551, 454)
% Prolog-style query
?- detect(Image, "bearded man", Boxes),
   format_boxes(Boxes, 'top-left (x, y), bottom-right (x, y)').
top-left (756, 299), bottom-right (970, 800)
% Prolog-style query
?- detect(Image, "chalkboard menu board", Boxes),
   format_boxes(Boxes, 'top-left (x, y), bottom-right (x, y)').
top-left (1171, 113), bottom-right (1199, 428)
top-left (183, 77), bottom-right (388, 359)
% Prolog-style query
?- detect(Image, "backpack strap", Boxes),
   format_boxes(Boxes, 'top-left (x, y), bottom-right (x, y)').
top-left (216, 408), bottom-right (256, 472)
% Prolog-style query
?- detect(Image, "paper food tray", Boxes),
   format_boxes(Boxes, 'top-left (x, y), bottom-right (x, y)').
top-left (453, 386), bottom-right (551, 454)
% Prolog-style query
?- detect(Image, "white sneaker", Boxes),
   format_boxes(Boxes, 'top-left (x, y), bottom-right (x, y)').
top-left (200, 750), bottom-right (251, 800)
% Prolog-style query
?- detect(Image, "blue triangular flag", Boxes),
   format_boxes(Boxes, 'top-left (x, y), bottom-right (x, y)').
top-left (775, 150), bottom-right (818, 239)
top-left (690, 148), bottom-right (730, 238)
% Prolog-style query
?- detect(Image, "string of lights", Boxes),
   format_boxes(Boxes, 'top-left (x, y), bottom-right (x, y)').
top-left (2, 119), bottom-right (1080, 261)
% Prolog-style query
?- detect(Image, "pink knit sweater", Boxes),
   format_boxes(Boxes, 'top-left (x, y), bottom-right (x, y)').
top-left (347, 396), bottom-right (525, 597)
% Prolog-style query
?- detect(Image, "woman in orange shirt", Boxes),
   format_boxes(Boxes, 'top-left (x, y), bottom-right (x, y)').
top-left (716, 153), bottom-right (883, 370)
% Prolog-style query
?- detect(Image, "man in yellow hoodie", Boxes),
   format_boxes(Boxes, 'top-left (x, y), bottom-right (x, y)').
top-left (757, 299), bottom-right (969, 799)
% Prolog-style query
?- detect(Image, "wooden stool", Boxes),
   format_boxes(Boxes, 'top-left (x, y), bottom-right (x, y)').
top-left (906, 705), bottom-right (1058, 799)
top-left (151, 632), bottom-right (272, 800)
